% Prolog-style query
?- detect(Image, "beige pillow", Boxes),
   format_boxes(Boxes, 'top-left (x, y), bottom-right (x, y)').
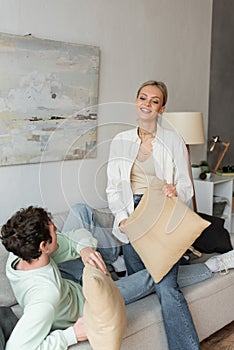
top-left (82, 263), bottom-right (127, 350)
top-left (124, 177), bottom-right (211, 283)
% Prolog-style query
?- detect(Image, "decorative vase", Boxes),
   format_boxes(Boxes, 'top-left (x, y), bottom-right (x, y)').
top-left (191, 166), bottom-right (201, 179)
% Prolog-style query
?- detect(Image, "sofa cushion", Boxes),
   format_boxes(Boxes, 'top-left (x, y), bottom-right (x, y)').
top-left (0, 327), bottom-right (5, 350)
top-left (82, 263), bottom-right (127, 350)
top-left (52, 211), bottom-right (69, 231)
top-left (92, 208), bottom-right (114, 233)
top-left (183, 268), bottom-right (234, 340)
top-left (0, 307), bottom-right (18, 341)
top-left (0, 242), bottom-right (17, 307)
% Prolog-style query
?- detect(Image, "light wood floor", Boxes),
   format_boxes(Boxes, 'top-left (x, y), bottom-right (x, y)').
top-left (200, 321), bottom-right (234, 349)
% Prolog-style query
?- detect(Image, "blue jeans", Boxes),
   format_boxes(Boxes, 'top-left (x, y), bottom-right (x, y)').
top-left (115, 262), bottom-right (211, 303)
top-left (123, 243), bottom-right (201, 349)
top-left (58, 203), bottom-right (121, 283)
top-left (62, 203), bottom-right (120, 260)
top-left (121, 194), bottom-right (200, 350)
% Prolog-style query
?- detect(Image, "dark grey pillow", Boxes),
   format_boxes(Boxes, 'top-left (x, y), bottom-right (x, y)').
top-left (92, 208), bottom-right (114, 232)
top-left (0, 307), bottom-right (18, 347)
top-left (0, 326), bottom-right (5, 350)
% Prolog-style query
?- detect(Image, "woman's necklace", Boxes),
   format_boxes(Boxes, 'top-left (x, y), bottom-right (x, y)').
top-left (137, 127), bottom-right (157, 160)
top-left (138, 127), bottom-right (156, 138)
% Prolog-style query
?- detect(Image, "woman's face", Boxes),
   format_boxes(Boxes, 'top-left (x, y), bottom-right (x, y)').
top-left (135, 85), bottom-right (165, 122)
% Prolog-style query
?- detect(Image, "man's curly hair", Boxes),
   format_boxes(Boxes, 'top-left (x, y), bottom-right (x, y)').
top-left (0, 206), bottom-right (53, 262)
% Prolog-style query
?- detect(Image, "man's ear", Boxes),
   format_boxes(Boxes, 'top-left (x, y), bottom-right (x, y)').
top-left (39, 241), bottom-right (47, 253)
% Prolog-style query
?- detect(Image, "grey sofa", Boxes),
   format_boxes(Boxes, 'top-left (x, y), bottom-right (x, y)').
top-left (1, 209), bottom-right (234, 350)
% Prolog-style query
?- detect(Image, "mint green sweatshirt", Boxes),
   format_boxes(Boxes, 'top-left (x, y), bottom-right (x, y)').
top-left (5, 229), bottom-right (97, 350)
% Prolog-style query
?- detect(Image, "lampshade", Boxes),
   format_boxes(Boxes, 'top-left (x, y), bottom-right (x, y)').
top-left (161, 112), bottom-right (205, 212)
top-left (162, 112), bottom-right (205, 145)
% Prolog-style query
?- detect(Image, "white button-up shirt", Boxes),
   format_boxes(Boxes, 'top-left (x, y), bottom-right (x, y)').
top-left (106, 124), bottom-right (193, 243)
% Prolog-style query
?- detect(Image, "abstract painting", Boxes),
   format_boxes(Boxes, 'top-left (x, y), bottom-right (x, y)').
top-left (0, 32), bottom-right (99, 166)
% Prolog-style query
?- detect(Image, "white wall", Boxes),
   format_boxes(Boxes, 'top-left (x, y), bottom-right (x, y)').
top-left (0, 0), bottom-right (213, 224)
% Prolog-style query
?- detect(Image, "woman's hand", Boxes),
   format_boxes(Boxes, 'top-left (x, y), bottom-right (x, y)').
top-left (162, 182), bottom-right (178, 198)
top-left (73, 317), bottom-right (88, 342)
top-left (119, 219), bottom-right (128, 233)
top-left (80, 247), bottom-right (109, 275)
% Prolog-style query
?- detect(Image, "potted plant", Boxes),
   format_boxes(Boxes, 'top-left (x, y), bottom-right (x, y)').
top-left (200, 160), bottom-right (209, 173)
top-left (198, 160), bottom-right (211, 180)
top-left (191, 164), bottom-right (201, 179)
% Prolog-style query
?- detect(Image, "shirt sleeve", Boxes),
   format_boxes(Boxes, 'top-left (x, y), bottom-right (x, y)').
top-left (106, 137), bottom-right (130, 224)
top-left (5, 302), bottom-right (77, 350)
top-left (172, 135), bottom-right (193, 203)
top-left (52, 229), bottom-right (98, 265)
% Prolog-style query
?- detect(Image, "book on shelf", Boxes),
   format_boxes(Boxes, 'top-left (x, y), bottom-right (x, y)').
top-left (216, 171), bottom-right (234, 177)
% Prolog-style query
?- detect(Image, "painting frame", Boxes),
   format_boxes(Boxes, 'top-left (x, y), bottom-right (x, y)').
top-left (0, 32), bottom-right (100, 166)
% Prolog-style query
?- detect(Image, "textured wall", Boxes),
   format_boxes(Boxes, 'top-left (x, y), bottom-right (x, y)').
top-left (208, 0), bottom-right (234, 170)
top-left (0, 0), bottom-right (212, 224)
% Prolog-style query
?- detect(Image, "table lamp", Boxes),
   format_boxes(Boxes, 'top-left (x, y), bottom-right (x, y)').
top-left (162, 112), bottom-right (205, 212)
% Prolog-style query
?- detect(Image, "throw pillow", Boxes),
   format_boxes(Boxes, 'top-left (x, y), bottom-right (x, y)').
top-left (124, 177), bottom-right (211, 283)
top-left (193, 212), bottom-right (233, 253)
top-left (0, 307), bottom-right (18, 350)
top-left (82, 263), bottom-right (127, 350)
top-left (0, 327), bottom-right (5, 350)
top-left (93, 208), bottom-right (114, 233)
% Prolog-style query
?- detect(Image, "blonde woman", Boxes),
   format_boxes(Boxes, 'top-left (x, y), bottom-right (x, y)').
top-left (106, 80), bottom-right (199, 350)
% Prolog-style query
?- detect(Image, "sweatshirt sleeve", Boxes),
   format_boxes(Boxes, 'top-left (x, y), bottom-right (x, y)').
top-left (6, 302), bottom-right (77, 350)
top-left (52, 228), bottom-right (98, 265)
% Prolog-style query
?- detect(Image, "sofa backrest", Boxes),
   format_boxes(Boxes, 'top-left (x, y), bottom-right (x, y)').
top-left (0, 241), bottom-right (17, 307)
top-left (53, 208), bottom-right (114, 233)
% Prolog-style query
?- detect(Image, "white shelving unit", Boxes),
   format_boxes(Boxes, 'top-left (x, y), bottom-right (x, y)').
top-left (194, 174), bottom-right (234, 233)
top-left (232, 197), bottom-right (234, 234)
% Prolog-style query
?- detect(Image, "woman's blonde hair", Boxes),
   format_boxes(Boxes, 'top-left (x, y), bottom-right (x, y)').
top-left (136, 80), bottom-right (168, 106)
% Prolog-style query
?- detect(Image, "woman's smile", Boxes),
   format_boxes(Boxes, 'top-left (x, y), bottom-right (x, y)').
top-left (140, 107), bottom-right (152, 114)
top-left (135, 85), bottom-right (165, 122)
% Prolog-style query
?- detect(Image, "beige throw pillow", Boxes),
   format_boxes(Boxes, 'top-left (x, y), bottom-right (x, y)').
top-left (82, 263), bottom-right (127, 350)
top-left (124, 177), bottom-right (211, 283)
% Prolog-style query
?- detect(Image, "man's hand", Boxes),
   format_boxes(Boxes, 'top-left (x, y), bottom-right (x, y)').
top-left (73, 317), bottom-right (87, 342)
top-left (80, 247), bottom-right (109, 275)
top-left (119, 219), bottom-right (128, 233)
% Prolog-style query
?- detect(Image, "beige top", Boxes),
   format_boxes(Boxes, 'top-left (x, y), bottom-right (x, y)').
top-left (130, 155), bottom-right (156, 194)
